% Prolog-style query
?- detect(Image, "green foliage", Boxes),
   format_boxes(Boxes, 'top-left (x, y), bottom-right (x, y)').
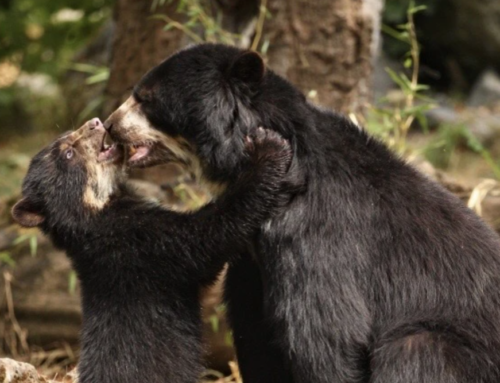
top-left (68, 270), bottom-right (77, 294)
top-left (0, 0), bottom-right (112, 135)
top-left (224, 330), bottom-right (234, 347)
top-left (12, 233), bottom-right (38, 257)
top-left (0, 0), bottom-right (112, 78)
top-left (153, 0), bottom-right (271, 53)
top-left (423, 124), bottom-right (500, 178)
top-left (173, 182), bottom-right (210, 210)
top-left (0, 79), bottom-right (65, 141)
top-left (70, 63), bottom-right (109, 85)
top-left (0, 251), bottom-right (15, 267)
top-left (0, 228), bottom-right (79, 295)
top-left (373, 1), bottom-right (500, 179)
top-left (152, 0), bottom-right (238, 45)
top-left (207, 304), bottom-right (233, 346)
top-left (382, 0), bottom-right (437, 58)
top-left (384, 0), bottom-right (437, 24)
top-left (208, 304), bottom-right (226, 333)
top-left (367, 2), bottom-right (434, 154)
top-left (0, 232), bottom-right (37, 268)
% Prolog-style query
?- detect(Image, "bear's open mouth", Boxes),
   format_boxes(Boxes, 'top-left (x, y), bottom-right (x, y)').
top-left (98, 133), bottom-right (122, 163)
top-left (128, 144), bottom-right (152, 163)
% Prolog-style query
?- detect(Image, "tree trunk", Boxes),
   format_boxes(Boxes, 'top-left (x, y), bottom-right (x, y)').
top-left (104, 0), bottom-right (382, 115)
top-left (102, 0), bottom-right (185, 116)
top-left (261, 0), bottom-right (382, 114)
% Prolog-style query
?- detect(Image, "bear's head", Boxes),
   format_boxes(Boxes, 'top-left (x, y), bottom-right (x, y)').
top-left (104, 44), bottom-right (307, 195)
top-left (12, 119), bottom-right (125, 231)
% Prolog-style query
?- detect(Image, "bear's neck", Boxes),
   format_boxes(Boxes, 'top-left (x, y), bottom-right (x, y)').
top-left (44, 188), bottom-right (141, 251)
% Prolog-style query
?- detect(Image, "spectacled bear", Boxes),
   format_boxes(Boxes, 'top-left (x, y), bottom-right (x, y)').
top-left (104, 43), bottom-right (500, 383)
top-left (11, 119), bottom-right (295, 383)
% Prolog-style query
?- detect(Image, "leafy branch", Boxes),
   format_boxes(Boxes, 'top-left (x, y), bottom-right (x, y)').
top-left (368, 2), bottom-right (434, 153)
top-left (153, 0), bottom-right (239, 45)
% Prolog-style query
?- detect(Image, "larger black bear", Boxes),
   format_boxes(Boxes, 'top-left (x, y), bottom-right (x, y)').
top-left (105, 44), bottom-right (500, 383)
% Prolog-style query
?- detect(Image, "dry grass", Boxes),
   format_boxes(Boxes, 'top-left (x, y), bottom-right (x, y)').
top-left (0, 355), bottom-right (241, 383)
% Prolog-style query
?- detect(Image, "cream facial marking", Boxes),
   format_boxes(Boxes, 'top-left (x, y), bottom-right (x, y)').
top-left (69, 123), bottom-right (125, 211)
top-left (82, 162), bottom-right (122, 210)
top-left (109, 96), bottom-right (228, 198)
top-left (108, 96), bottom-right (196, 163)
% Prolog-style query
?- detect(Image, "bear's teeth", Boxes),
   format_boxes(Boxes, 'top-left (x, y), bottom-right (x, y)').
top-left (104, 133), bottom-right (114, 147)
top-left (129, 146), bottom-right (137, 156)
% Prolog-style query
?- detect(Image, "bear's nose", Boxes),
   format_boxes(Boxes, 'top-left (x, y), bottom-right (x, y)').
top-left (89, 118), bottom-right (104, 131)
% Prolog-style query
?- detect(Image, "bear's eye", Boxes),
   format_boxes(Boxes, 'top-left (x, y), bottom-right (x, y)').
top-left (133, 92), bottom-right (143, 103)
top-left (133, 91), bottom-right (150, 105)
top-left (64, 148), bottom-right (74, 160)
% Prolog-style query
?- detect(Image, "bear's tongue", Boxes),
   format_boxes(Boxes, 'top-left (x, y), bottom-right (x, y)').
top-left (128, 145), bottom-right (150, 162)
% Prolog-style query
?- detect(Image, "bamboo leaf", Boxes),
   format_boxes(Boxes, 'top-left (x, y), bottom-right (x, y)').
top-left (381, 24), bottom-right (409, 43)
top-left (209, 315), bottom-right (219, 333)
top-left (86, 70), bottom-right (109, 85)
top-left (409, 5), bottom-right (427, 14)
top-left (386, 68), bottom-right (411, 92)
top-left (29, 235), bottom-right (37, 257)
top-left (0, 252), bottom-right (15, 267)
top-left (68, 271), bottom-right (77, 294)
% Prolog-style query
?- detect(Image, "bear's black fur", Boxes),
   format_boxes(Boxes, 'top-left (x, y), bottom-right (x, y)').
top-left (12, 120), bottom-right (294, 383)
top-left (105, 44), bottom-right (500, 383)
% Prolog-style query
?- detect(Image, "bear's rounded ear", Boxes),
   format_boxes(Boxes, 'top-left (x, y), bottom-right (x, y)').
top-left (11, 198), bottom-right (45, 228)
top-left (228, 51), bottom-right (266, 85)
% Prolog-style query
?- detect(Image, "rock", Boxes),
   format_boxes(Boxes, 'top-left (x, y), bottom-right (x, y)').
top-left (424, 102), bottom-right (500, 145)
top-left (467, 113), bottom-right (500, 144)
top-left (0, 358), bottom-right (51, 383)
top-left (425, 106), bottom-right (460, 128)
top-left (468, 70), bottom-right (500, 107)
top-left (0, 357), bottom-right (77, 382)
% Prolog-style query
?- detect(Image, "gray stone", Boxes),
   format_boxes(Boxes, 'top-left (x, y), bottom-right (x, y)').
top-left (424, 97), bottom-right (500, 144)
top-left (468, 114), bottom-right (500, 144)
top-left (468, 70), bottom-right (500, 107)
top-left (0, 358), bottom-right (50, 382)
top-left (425, 106), bottom-right (460, 128)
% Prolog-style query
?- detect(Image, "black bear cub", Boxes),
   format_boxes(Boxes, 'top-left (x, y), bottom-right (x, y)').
top-left (12, 119), bottom-right (294, 383)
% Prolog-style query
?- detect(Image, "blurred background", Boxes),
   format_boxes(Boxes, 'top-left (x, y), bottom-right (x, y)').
top-left (1, 0), bottom-right (500, 381)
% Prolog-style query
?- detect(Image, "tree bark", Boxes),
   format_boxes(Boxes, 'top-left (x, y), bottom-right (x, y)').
top-left (104, 0), bottom-right (382, 115)
top-left (102, 0), bottom-right (185, 116)
top-left (261, 0), bottom-right (382, 114)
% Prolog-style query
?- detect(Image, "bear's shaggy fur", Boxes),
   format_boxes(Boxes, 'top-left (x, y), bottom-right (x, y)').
top-left (12, 120), bottom-right (294, 383)
top-left (105, 44), bottom-right (500, 383)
